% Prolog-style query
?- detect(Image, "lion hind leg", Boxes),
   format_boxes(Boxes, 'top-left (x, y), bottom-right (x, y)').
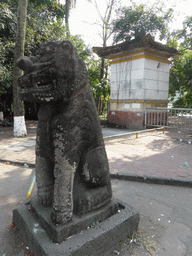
top-left (73, 146), bottom-right (112, 215)
top-left (81, 146), bottom-right (111, 187)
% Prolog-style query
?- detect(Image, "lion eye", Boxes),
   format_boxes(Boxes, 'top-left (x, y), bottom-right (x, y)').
top-left (45, 46), bottom-right (53, 53)
top-left (62, 42), bottom-right (71, 52)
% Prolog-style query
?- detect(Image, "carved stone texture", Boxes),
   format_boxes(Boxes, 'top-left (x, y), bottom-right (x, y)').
top-left (17, 40), bottom-right (112, 225)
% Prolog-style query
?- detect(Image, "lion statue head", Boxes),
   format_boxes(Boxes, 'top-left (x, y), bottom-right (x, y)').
top-left (17, 40), bottom-right (88, 103)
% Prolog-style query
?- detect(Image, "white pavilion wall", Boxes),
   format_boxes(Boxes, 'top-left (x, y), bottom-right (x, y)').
top-left (108, 57), bottom-right (170, 128)
top-left (110, 58), bottom-right (169, 103)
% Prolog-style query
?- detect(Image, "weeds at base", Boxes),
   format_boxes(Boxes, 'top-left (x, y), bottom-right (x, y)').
top-left (114, 227), bottom-right (160, 256)
top-left (129, 227), bottom-right (159, 255)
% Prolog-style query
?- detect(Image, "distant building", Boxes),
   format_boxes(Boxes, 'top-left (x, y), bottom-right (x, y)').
top-left (93, 34), bottom-right (180, 129)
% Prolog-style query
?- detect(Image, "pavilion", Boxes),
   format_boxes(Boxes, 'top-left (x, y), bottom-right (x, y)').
top-left (93, 34), bottom-right (180, 129)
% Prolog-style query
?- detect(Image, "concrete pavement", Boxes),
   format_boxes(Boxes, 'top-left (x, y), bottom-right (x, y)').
top-left (112, 180), bottom-right (192, 255)
top-left (0, 164), bottom-right (36, 255)
top-left (105, 128), bottom-right (192, 187)
top-left (0, 121), bottom-right (192, 255)
top-left (1, 121), bottom-right (192, 187)
top-left (1, 165), bottom-right (192, 255)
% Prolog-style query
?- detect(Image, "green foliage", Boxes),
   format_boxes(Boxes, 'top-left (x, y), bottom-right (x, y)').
top-left (169, 50), bottom-right (192, 106)
top-left (0, 41), bottom-right (14, 94)
top-left (112, 3), bottom-right (173, 44)
top-left (166, 35), bottom-right (179, 49)
top-left (88, 58), bottom-right (101, 92)
top-left (30, 0), bottom-right (65, 21)
top-left (167, 14), bottom-right (192, 107)
top-left (0, 3), bottom-right (17, 42)
top-left (0, 2), bottom-right (16, 94)
top-left (173, 16), bottom-right (192, 50)
top-left (87, 57), bottom-right (110, 114)
top-left (0, 0), bottom-right (108, 114)
top-left (0, 0), bottom-right (89, 95)
top-left (25, 5), bottom-right (64, 55)
top-left (172, 92), bottom-right (192, 108)
top-left (90, 220), bottom-right (99, 228)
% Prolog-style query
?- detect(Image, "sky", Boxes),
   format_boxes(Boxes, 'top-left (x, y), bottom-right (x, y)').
top-left (60, 0), bottom-right (192, 48)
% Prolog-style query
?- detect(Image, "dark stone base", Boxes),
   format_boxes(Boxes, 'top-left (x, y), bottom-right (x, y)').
top-left (13, 197), bottom-right (140, 256)
top-left (28, 195), bottom-right (120, 243)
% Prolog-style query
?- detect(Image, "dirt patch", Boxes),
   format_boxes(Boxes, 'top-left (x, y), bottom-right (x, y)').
top-left (112, 214), bottom-right (164, 256)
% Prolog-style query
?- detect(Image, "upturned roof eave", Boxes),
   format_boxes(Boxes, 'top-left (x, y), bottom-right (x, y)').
top-left (93, 35), bottom-right (181, 59)
top-left (93, 45), bottom-right (181, 59)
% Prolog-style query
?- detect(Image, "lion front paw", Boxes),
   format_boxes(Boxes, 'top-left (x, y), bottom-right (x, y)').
top-left (38, 191), bottom-right (53, 207)
top-left (51, 207), bottom-right (72, 225)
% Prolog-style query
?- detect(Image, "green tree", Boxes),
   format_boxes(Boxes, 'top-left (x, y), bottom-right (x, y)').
top-left (0, 0), bottom-right (65, 99)
top-left (167, 15), bottom-right (192, 107)
top-left (94, 0), bottom-right (115, 80)
top-left (0, 0), bottom-right (90, 118)
top-left (0, 2), bottom-right (17, 95)
top-left (170, 16), bottom-right (192, 50)
top-left (91, 0), bottom-right (115, 114)
top-left (169, 49), bottom-right (192, 107)
top-left (87, 56), bottom-right (110, 116)
top-left (112, 3), bottom-right (173, 44)
top-left (25, 1), bottom-right (66, 55)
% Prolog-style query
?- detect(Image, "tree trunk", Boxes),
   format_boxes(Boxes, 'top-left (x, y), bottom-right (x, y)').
top-left (13, 0), bottom-right (28, 137)
top-left (96, 0), bottom-right (115, 115)
top-left (100, 58), bottom-right (105, 82)
top-left (65, 0), bottom-right (70, 37)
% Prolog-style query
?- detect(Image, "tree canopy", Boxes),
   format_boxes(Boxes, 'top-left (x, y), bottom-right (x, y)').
top-left (0, 0), bottom-right (109, 118)
top-left (168, 15), bottom-right (192, 107)
top-left (169, 50), bottom-right (192, 95)
top-left (88, 56), bottom-right (110, 115)
top-left (173, 16), bottom-right (192, 50)
top-left (112, 3), bottom-right (173, 44)
top-left (0, 0), bottom-right (89, 95)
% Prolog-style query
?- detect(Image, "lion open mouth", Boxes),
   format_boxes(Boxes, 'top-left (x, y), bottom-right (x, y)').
top-left (18, 67), bottom-right (57, 89)
top-left (18, 68), bottom-right (59, 102)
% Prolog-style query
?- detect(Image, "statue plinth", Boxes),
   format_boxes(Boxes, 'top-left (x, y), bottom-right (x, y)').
top-left (13, 197), bottom-right (139, 255)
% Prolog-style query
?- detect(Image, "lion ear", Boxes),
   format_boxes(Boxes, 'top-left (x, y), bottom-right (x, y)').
top-left (61, 41), bottom-right (72, 52)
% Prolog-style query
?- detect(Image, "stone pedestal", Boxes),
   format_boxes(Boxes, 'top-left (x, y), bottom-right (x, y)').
top-left (13, 197), bottom-right (140, 256)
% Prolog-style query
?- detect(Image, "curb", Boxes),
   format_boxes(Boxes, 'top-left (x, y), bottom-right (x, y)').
top-left (1, 159), bottom-right (192, 188)
top-left (110, 173), bottom-right (192, 188)
top-left (0, 159), bottom-right (35, 168)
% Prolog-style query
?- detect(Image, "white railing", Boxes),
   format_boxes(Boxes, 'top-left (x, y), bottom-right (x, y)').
top-left (145, 107), bottom-right (192, 130)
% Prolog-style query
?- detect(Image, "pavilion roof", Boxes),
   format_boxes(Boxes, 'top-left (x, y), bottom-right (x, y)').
top-left (93, 34), bottom-right (180, 59)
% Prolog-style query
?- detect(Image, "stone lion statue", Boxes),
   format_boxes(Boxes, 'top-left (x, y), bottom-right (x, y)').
top-left (17, 40), bottom-right (112, 225)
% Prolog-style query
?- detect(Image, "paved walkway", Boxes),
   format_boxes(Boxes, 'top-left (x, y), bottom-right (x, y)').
top-left (0, 120), bottom-right (192, 187)
top-left (1, 121), bottom-right (192, 255)
top-left (105, 128), bottom-right (192, 187)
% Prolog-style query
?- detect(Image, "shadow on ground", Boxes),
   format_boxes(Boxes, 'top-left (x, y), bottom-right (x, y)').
top-left (0, 163), bottom-right (36, 255)
top-left (105, 130), bottom-right (192, 180)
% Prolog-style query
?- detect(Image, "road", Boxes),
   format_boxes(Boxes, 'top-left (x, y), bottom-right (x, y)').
top-left (1, 163), bottom-right (192, 255)
top-left (112, 179), bottom-right (192, 256)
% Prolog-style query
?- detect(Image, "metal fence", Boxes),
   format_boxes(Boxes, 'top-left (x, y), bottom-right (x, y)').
top-left (145, 107), bottom-right (192, 130)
